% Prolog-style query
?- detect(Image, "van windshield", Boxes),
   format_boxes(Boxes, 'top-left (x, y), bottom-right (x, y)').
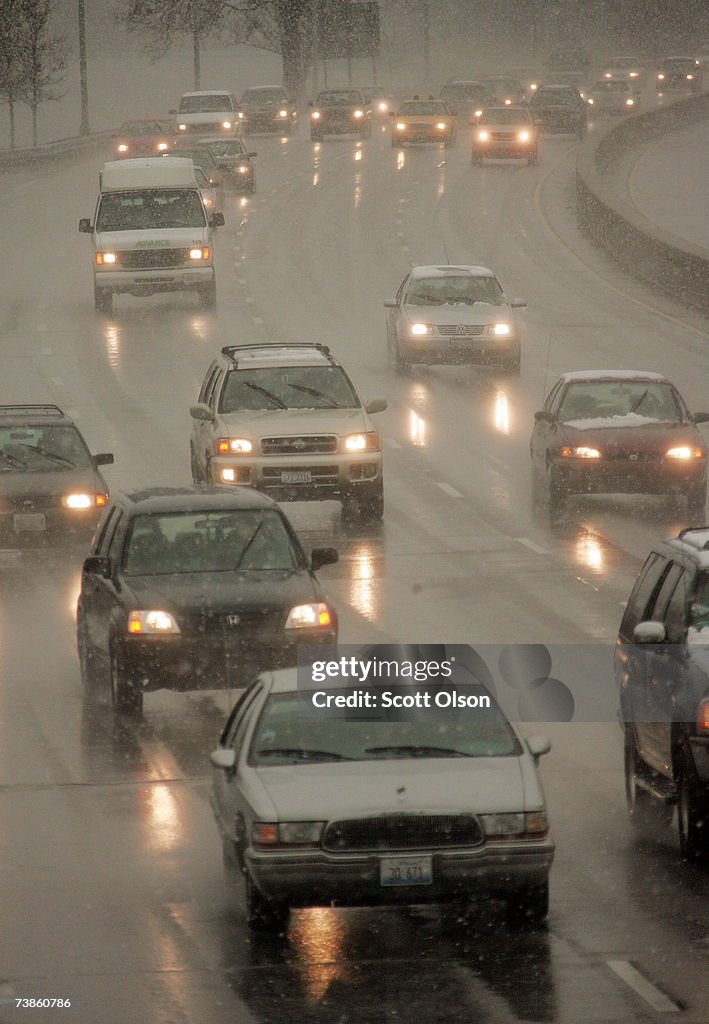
top-left (96, 189), bottom-right (207, 231)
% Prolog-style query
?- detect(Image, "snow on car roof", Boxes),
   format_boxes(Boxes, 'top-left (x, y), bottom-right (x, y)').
top-left (410, 265), bottom-right (494, 278)
top-left (181, 90), bottom-right (233, 97)
top-left (559, 369), bottom-right (667, 382)
top-left (230, 346), bottom-right (331, 367)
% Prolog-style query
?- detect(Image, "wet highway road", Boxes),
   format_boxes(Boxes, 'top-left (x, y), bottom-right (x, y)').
top-left (1, 110), bottom-right (709, 1023)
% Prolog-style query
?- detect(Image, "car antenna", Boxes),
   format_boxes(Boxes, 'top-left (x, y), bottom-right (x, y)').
top-left (442, 244), bottom-right (451, 265)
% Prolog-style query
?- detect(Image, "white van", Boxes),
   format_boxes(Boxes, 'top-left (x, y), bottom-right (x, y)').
top-left (78, 158), bottom-right (224, 313)
top-left (173, 91), bottom-right (238, 136)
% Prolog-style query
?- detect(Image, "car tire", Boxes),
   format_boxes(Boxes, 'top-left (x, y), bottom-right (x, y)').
top-left (310, 130), bottom-right (323, 142)
top-left (391, 333), bottom-right (412, 373)
top-left (110, 647), bottom-right (143, 715)
top-left (190, 444), bottom-right (203, 484)
top-left (78, 621), bottom-right (102, 700)
top-left (344, 478), bottom-right (384, 522)
top-left (501, 352), bottom-right (521, 375)
top-left (624, 727), bottom-right (653, 827)
top-left (685, 484), bottom-right (706, 522)
top-left (244, 871), bottom-right (289, 931)
top-left (94, 285), bottom-right (113, 314)
top-left (527, 150), bottom-right (538, 166)
top-left (547, 467), bottom-right (567, 522)
top-left (199, 280), bottom-right (217, 310)
top-left (507, 881), bottom-right (549, 927)
top-left (677, 754), bottom-right (709, 861)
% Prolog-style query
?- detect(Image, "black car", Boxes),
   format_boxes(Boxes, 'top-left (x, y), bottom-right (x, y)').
top-left (528, 85), bottom-right (587, 137)
top-left (0, 405), bottom-right (113, 550)
top-left (439, 80), bottom-right (491, 119)
top-left (203, 138), bottom-right (257, 193)
top-left (238, 86), bottom-right (297, 134)
top-left (309, 89), bottom-right (371, 140)
top-left (164, 142), bottom-right (223, 187)
top-left (655, 56), bottom-right (703, 91)
top-left (616, 527), bottom-right (709, 860)
top-left (76, 487), bottom-right (338, 714)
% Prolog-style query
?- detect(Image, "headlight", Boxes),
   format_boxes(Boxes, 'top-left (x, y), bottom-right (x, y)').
top-left (587, 97), bottom-right (594, 104)
top-left (530, 83), bottom-right (537, 91)
top-left (436, 121), bottom-right (447, 129)
top-left (657, 73), bottom-right (665, 80)
top-left (344, 431), bottom-right (380, 452)
top-left (629, 71), bottom-right (639, 77)
top-left (279, 109), bottom-right (288, 117)
top-left (311, 110), bottom-right (321, 119)
top-left (474, 108), bottom-right (483, 117)
top-left (62, 493), bottom-right (94, 509)
top-left (178, 123), bottom-right (187, 130)
top-left (410, 323), bottom-right (432, 335)
top-left (687, 74), bottom-right (694, 80)
top-left (202, 196), bottom-right (213, 207)
top-left (396, 121), bottom-right (406, 130)
top-left (353, 109), bottom-right (364, 118)
top-left (157, 142), bottom-right (168, 151)
top-left (238, 164), bottom-right (249, 173)
top-left (560, 446), bottom-right (601, 458)
top-left (190, 247), bottom-right (210, 259)
top-left (478, 130), bottom-right (489, 141)
top-left (238, 111), bottom-right (244, 119)
top-left (492, 322), bottom-right (510, 335)
top-left (604, 72), bottom-right (612, 78)
top-left (95, 251), bottom-right (117, 265)
top-left (666, 446), bottom-right (703, 459)
top-left (504, 98), bottom-right (512, 105)
top-left (222, 120), bottom-right (232, 129)
top-left (378, 100), bottom-right (388, 111)
top-left (518, 130), bottom-right (530, 141)
top-left (117, 143), bottom-right (128, 152)
top-left (216, 437), bottom-right (253, 454)
top-left (252, 822), bottom-right (325, 848)
top-left (285, 603), bottom-right (333, 629)
top-left (127, 610), bottom-right (180, 634)
top-left (626, 98), bottom-right (634, 105)
top-left (481, 811), bottom-right (548, 839)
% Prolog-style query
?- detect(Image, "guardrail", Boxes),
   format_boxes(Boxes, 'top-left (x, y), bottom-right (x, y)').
top-left (576, 92), bottom-right (709, 315)
top-left (0, 129), bottom-right (115, 170)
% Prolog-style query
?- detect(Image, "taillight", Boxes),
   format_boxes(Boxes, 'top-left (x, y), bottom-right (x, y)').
top-left (697, 698), bottom-right (709, 734)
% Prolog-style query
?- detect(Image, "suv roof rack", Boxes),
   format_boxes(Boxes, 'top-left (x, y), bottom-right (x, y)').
top-left (0, 404), bottom-right (65, 418)
top-left (676, 526), bottom-right (709, 551)
top-left (220, 342), bottom-right (332, 364)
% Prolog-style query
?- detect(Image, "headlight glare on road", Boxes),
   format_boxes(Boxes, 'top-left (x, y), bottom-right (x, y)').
top-left (560, 446), bottom-right (601, 458)
top-left (344, 431), bottom-right (380, 452)
top-left (128, 610), bottom-right (180, 634)
top-left (62, 493), bottom-right (93, 509)
top-left (666, 446), bottom-right (703, 459)
top-left (216, 437), bottom-right (253, 454)
top-left (410, 323), bottom-right (431, 335)
top-left (285, 603), bottom-right (333, 629)
top-left (492, 322), bottom-right (510, 335)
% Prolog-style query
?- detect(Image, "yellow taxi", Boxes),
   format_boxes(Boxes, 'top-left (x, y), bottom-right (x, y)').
top-left (391, 97), bottom-right (456, 147)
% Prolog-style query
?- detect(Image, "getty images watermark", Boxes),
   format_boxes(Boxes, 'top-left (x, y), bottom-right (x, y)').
top-left (296, 642), bottom-right (694, 723)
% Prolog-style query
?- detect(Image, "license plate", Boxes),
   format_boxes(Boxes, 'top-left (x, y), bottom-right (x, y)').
top-left (13, 512), bottom-right (46, 533)
top-left (380, 855), bottom-right (432, 887)
top-left (281, 470), bottom-right (311, 484)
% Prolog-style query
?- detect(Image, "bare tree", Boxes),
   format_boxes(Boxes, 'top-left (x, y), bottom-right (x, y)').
top-left (122, 0), bottom-right (226, 90)
top-left (18, 0), bottom-right (67, 146)
top-left (0, 0), bottom-right (25, 147)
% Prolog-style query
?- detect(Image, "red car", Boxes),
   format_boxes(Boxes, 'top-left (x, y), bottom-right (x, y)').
top-left (530, 371), bottom-right (709, 521)
top-left (113, 119), bottom-right (173, 159)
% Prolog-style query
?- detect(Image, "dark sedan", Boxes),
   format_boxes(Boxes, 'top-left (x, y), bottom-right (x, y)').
top-left (113, 118), bottom-right (173, 159)
top-left (309, 89), bottom-right (371, 140)
top-left (238, 86), bottom-right (297, 134)
top-left (530, 371), bottom-right (709, 521)
top-left (655, 56), bottom-right (703, 91)
top-left (203, 138), bottom-right (257, 192)
top-left (528, 85), bottom-right (587, 137)
top-left (76, 487), bottom-right (338, 714)
top-left (0, 404), bottom-right (113, 550)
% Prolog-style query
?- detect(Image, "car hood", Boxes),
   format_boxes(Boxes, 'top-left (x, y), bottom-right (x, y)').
top-left (177, 111), bottom-right (234, 124)
top-left (403, 303), bottom-right (511, 325)
top-left (247, 756), bottom-right (536, 820)
top-left (94, 227), bottom-right (209, 249)
top-left (124, 570), bottom-right (318, 613)
top-left (558, 419), bottom-right (701, 449)
top-left (217, 406), bottom-right (369, 436)
top-left (0, 466), bottom-right (102, 497)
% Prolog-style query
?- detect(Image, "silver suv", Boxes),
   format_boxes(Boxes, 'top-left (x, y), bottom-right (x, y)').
top-left (190, 343), bottom-right (387, 519)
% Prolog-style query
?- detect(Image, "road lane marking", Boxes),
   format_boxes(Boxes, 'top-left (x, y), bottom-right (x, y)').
top-left (516, 537), bottom-right (548, 555)
top-left (607, 961), bottom-right (680, 1013)
top-left (436, 482), bottom-right (463, 498)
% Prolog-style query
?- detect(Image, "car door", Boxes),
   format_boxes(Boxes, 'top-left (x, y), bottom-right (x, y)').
top-left (530, 379), bottom-right (564, 474)
top-left (193, 362), bottom-right (223, 475)
top-left (388, 275), bottom-right (410, 343)
top-left (212, 683), bottom-right (265, 845)
top-left (616, 551), bottom-right (668, 722)
top-left (82, 505), bottom-right (124, 655)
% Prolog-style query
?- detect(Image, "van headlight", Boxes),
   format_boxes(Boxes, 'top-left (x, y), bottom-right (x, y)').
top-left (95, 251), bottom-right (117, 265)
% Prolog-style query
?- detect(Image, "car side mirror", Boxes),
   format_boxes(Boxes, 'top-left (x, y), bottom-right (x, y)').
top-left (210, 212), bottom-right (225, 228)
top-left (78, 218), bottom-right (92, 233)
top-left (534, 410), bottom-right (553, 423)
top-left (190, 403), bottom-right (214, 422)
top-left (248, 151), bottom-right (258, 158)
top-left (365, 398), bottom-right (388, 415)
top-left (93, 453), bottom-right (114, 467)
top-left (210, 748), bottom-right (236, 771)
top-left (526, 735), bottom-right (551, 760)
top-left (383, 300), bottom-right (397, 308)
top-left (693, 412), bottom-right (709, 424)
top-left (311, 547), bottom-right (338, 571)
top-left (83, 555), bottom-right (112, 579)
top-left (633, 621), bottom-right (666, 644)
top-left (511, 297), bottom-right (527, 308)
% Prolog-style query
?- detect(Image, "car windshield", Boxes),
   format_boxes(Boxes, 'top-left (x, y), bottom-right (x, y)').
top-left (248, 689), bottom-right (522, 765)
top-left (123, 509), bottom-right (301, 575)
top-left (531, 90), bottom-right (576, 106)
top-left (479, 109), bottom-right (532, 124)
top-left (96, 189), bottom-right (206, 231)
top-left (558, 381), bottom-right (684, 422)
top-left (0, 425), bottom-right (91, 471)
top-left (179, 94), bottom-right (233, 113)
top-left (118, 121), bottom-right (169, 136)
top-left (406, 275), bottom-right (504, 306)
top-left (398, 102), bottom-right (447, 115)
top-left (316, 91), bottom-right (362, 105)
top-left (241, 88), bottom-right (285, 104)
top-left (592, 81), bottom-right (629, 93)
top-left (220, 365), bottom-right (360, 412)
top-left (207, 141), bottom-right (248, 158)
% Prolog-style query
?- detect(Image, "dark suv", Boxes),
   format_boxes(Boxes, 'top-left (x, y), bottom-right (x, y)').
top-left (528, 85), bottom-right (587, 137)
top-left (616, 527), bottom-right (709, 860)
top-left (76, 486), bottom-right (338, 714)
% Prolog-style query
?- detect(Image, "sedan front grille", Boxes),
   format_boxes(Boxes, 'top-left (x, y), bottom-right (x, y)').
top-left (185, 608), bottom-right (284, 636)
top-left (120, 248), bottom-right (187, 270)
top-left (490, 132), bottom-right (517, 140)
top-left (322, 814), bottom-right (484, 852)
top-left (261, 435), bottom-right (338, 455)
top-left (437, 325), bottom-right (485, 337)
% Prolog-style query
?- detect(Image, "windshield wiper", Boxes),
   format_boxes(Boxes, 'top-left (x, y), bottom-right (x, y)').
top-left (286, 383), bottom-right (339, 407)
top-left (364, 745), bottom-right (473, 758)
top-left (233, 521), bottom-right (264, 570)
top-left (17, 444), bottom-right (75, 468)
top-left (244, 382), bottom-right (287, 409)
top-left (256, 747), bottom-right (353, 762)
top-left (0, 448), bottom-right (28, 469)
top-left (630, 390), bottom-right (649, 414)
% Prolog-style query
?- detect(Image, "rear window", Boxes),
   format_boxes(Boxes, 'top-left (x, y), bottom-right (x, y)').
top-left (479, 108), bottom-right (532, 125)
top-left (316, 91), bottom-right (363, 105)
top-left (241, 88), bottom-right (286, 104)
top-left (179, 94), bottom-right (233, 113)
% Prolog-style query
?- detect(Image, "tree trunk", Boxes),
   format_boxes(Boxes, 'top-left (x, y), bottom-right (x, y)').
top-left (277, 0), bottom-right (306, 101)
top-left (32, 96), bottom-right (38, 147)
top-left (193, 29), bottom-right (201, 90)
top-left (9, 98), bottom-right (15, 149)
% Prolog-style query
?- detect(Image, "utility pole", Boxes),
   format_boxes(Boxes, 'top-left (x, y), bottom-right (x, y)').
top-left (78, 0), bottom-right (89, 134)
top-left (422, 0), bottom-right (430, 88)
